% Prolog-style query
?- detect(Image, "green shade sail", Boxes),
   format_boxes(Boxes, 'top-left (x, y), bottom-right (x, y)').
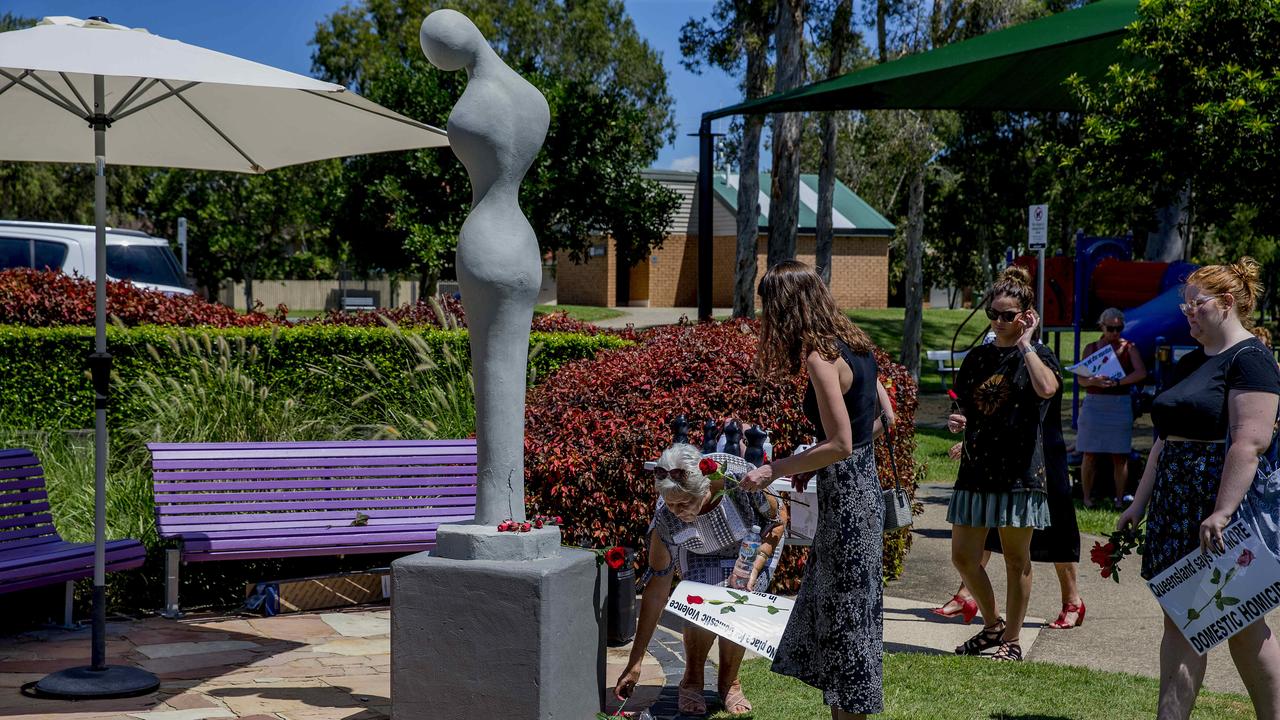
top-left (708, 0), bottom-right (1139, 118)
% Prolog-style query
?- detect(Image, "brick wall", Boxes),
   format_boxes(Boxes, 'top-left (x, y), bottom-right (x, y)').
top-left (555, 246), bottom-right (615, 307)
top-left (558, 232), bottom-right (888, 310)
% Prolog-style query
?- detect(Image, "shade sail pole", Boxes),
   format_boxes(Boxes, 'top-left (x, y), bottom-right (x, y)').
top-left (697, 115), bottom-right (713, 321)
top-left (31, 73), bottom-right (159, 701)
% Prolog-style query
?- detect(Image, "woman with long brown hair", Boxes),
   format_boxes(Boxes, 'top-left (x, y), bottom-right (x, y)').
top-left (947, 265), bottom-right (1059, 662)
top-left (740, 260), bottom-right (893, 720)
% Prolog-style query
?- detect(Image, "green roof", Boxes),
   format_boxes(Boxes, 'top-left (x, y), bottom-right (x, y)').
top-left (713, 172), bottom-right (896, 236)
top-left (709, 0), bottom-right (1139, 117)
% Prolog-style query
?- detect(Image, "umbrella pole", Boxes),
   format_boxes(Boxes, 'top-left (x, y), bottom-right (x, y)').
top-left (31, 75), bottom-right (159, 701)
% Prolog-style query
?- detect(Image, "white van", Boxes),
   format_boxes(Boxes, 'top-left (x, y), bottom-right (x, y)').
top-left (0, 220), bottom-right (191, 295)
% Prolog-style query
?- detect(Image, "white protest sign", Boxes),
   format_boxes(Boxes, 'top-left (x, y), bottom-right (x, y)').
top-left (665, 580), bottom-right (793, 659)
top-left (1028, 204), bottom-right (1048, 249)
top-left (1067, 343), bottom-right (1126, 380)
top-left (1147, 519), bottom-right (1280, 655)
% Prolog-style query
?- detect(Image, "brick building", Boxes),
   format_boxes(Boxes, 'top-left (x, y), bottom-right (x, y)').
top-left (555, 170), bottom-right (895, 309)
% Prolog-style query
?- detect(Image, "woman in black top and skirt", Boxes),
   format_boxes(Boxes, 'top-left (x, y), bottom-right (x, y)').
top-left (1117, 259), bottom-right (1280, 719)
top-left (948, 266), bottom-right (1060, 662)
top-left (741, 260), bottom-right (893, 720)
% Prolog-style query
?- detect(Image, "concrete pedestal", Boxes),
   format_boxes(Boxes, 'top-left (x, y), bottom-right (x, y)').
top-left (391, 547), bottom-right (606, 720)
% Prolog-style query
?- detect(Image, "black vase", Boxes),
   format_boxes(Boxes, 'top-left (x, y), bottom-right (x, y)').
top-left (606, 549), bottom-right (637, 645)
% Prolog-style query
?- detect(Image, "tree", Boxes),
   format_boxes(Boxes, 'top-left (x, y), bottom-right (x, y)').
top-left (680, 1), bottom-right (776, 317)
top-left (311, 0), bottom-right (680, 286)
top-left (814, 0), bottom-right (855, 285)
top-left (1064, 0), bottom-right (1280, 293)
top-left (768, 0), bottom-right (807, 268)
top-left (145, 162), bottom-right (342, 309)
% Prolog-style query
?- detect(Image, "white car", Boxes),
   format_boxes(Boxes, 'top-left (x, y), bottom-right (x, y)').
top-left (0, 220), bottom-right (191, 295)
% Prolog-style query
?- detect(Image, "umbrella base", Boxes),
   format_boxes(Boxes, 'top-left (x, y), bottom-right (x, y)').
top-left (28, 665), bottom-right (159, 700)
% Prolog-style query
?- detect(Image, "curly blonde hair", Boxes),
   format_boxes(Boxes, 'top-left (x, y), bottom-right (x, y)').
top-left (756, 260), bottom-right (874, 376)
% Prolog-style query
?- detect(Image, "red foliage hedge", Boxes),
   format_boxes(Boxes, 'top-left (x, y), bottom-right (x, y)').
top-left (0, 268), bottom-right (271, 327)
top-left (524, 319), bottom-right (920, 591)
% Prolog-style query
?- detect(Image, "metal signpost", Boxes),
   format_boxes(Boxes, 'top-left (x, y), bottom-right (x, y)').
top-left (1028, 203), bottom-right (1048, 321)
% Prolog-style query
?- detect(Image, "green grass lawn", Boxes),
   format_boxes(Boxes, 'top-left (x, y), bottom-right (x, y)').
top-left (711, 654), bottom-right (1253, 719)
top-left (914, 426), bottom-right (960, 486)
top-left (1075, 499), bottom-right (1123, 539)
top-left (535, 303), bottom-right (624, 322)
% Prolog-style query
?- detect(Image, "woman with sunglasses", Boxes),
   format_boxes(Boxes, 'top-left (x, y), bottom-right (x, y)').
top-left (1117, 259), bottom-right (1280, 719)
top-left (1077, 308), bottom-right (1148, 509)
top-left (947, 265), bottom-right (1060, 662)
top-left (738, 260), bottom-right (894, 720)
top-left (613, 442), bottom-right (784, 716)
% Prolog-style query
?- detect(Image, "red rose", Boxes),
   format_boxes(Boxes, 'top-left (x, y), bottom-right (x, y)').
top-left (1239, 549), bottom-right (1256, 568)
top-left (604, 546), bottom-right (627, 570)
top-left (687, 595), bottom-right (704, 605)
top-left (1100, 567), bottom-right (1112, 579)
top-left (947, 389), bottom-right (959, 401)
top-left (699, 457), bottom-right (719, 475)
top-left (1089, 541), bottom-right (1115, 568)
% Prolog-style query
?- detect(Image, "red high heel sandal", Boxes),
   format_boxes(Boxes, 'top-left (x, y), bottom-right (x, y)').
top-left (1048, 601), bottom-right (1086, 629)
top-left (931, 594), bottom-right (979, 624)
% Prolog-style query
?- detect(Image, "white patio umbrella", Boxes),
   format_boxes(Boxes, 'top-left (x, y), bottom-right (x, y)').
top-left (0, 16), bottom-right (448, 699)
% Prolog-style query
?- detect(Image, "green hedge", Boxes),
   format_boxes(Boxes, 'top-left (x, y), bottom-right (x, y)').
top-left (0, 325), bottom-right (631, 430)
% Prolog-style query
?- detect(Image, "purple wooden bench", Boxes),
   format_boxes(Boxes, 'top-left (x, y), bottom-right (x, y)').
top-left (1, 447), bottom-right (146, 625)
top-left (148, 439), bottom-right (478, 615)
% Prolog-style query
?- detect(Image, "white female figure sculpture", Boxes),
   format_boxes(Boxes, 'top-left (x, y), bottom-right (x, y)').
top-left (421, 10), bottom-right (550, 526)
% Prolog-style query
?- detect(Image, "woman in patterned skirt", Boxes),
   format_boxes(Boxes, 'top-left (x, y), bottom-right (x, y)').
top-left (614, 443), bottom-right (785, 716)
top-left (741, 260), bottom-right (895, 719)
top-left (947, 265), bottom-right (1059, 662)
top-left (1117, 259), bottom-right (1280, 718)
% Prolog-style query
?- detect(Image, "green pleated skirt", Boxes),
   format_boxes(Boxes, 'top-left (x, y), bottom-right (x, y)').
top-left (947, 489), bottom-right (1052, 529)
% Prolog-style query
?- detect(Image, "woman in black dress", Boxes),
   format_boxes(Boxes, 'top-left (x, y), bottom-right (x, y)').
top-left (741, 260), bottom-right (893, 720)
top-left (934, 360), bottom-right (1084, 630)
top-left (947, 266), bottom-right (1060, 662)
top-left (1117, 259), bottom-right (1280, 719)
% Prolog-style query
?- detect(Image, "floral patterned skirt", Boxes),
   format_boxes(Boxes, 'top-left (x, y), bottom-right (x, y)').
top-left (1141, 440), bottom-right (1226, 580)
top-left (771, 444), bottom-right (883, 714)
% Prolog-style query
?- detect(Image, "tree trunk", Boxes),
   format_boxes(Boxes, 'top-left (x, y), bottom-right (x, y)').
top-left (734, 116), bottom-right (764, 318)
top-left (1145, 184), bottom-right (1190, 262)
top-left (768, 0), bottom-right (806, 268)
top-left (877, 0), bottom-right (889, 63)
top-left (732, 9), bottom-right (773, 318)
top-left (815, 0), bottom-right (852, 286)
top-left (900, 165), bottom-right (926, 380)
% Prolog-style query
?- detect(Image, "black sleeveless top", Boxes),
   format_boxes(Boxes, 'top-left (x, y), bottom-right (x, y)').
top-left (802, 339), bottom-right (879, 448)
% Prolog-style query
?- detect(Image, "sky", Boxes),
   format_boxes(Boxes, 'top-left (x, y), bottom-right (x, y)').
top-left (4, 0), bottom-right (740, 172)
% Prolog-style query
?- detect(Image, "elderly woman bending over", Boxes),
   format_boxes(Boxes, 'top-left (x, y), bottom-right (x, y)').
top-left (613, 443), bottom-right (785, 716)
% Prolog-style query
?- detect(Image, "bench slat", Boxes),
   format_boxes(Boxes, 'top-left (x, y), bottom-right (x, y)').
top-left (157, 495), bottom-right (477, 515)
top-left (156, 487), bottom-right (478, 504)
top-left (0, 541), bottom-right (145, 590)
top-left (151, 465), bottom-right (477, 482)
top-left (0, 468), bottom-right (44, 483)
top-left (153, 475), bottom-right (477, 492)
top-left (159, 514), bottom-right (476, 534)
top-left (0, 454), bottom-right (39, 470)
top-left (153, 455), bottom-right (475, 471)
top-left (149, 439), bottom-right (474, 451)
top-left (181, 542), bottom-right (436, 563)
top-left (0, 538), bottom-right (144, 571)
top-left (183, 528), bottom-right (438, 551)
top-left (157, 506), bottom-right (469, 531)
top-left (0, 512), bottom-right (54, 531)
top-left (0, 501), bottom-right (52, 519)
top-left (150, 447), bottom-right (477, 461)
top-left (0, 490), bottom-right (50, 506)
top-left (0, 525), bottom-right (59, 544)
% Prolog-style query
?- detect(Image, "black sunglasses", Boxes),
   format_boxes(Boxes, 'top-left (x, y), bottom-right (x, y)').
top-left (1104, 324), bottom-right (1124, 333)
top-left (985, 307), bottom-right (1019, 323)
top-left (652, 466), bottom-right (687, 482)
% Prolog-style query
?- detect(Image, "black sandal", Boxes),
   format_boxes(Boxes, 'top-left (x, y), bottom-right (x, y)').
top-left (991, 640), bottom-right (1023, 661)
top-left (955, 618), bottom-right (1005, 656)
